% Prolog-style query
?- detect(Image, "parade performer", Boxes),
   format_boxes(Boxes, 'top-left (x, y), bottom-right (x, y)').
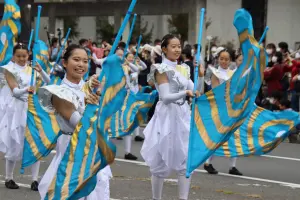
top-left (38, 44), bottom-right (111, 200)
top-left (0, 43), bottom-right (50, 190)
top-left (203, 49), bottom-right (243, 176)
top-left (141, 34), bottom-right (204, 200)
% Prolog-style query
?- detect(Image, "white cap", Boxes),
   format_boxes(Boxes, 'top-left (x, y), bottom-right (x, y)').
top-left (151, 45), bottom-right (162, 57)
top-left (142, 44), bottom-right (153, 52)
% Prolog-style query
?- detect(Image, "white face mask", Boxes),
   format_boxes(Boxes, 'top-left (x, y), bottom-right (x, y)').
top-left (272, 56), bottom-right (278, 63)
top-left (191, 49), bottom-right (195, 56)
top-left (211, 47), bottom-right (217, 53)
top-left (266, 49), bottom-right (273, 55)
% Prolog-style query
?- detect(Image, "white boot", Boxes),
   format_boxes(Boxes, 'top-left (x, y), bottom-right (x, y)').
top-left (151, 175), bottom-right (164, 200)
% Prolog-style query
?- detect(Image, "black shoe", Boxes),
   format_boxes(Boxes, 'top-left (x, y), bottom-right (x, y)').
top-left (134, 136), bottom-right (144, 142)
top-left (124, 153), bottom-right (138, 160)
top-left (5, 180), bottom-right (19, 189)
top-left (31, 181), bottom-right (39, 191)
top-left (229, 167), bottom-right (243, 176)
top-left (204, 164), bottom-right (218, 174)
top-left (116, 137), bottom-right (123, 140)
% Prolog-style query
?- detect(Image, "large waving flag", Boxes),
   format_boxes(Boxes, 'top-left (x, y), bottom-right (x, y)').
top-left (21, 94), bottom-right (61, 172)
top-left (186, 9), bottom-right (267, 176)
top-left (109, 88), bottom-right (158, 138)
top-left (33, 39), bottom-right (53, 74)
top-left (0, 0), bottom-right (21, 66)
top-left (44, 54), bottom-right (127, 200)
top-left (33, 40), bottom-right (53, 89)
top-left (215, 105), bottom-right (300, 157)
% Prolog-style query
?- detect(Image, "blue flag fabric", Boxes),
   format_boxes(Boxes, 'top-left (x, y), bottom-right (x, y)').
top-left (21, 94), bottom-right (61, 171)
top-left (45, 54), bottom-right (127, 200)
top-left (109, 88), bottom-right (158, 138)
top-left (215, 105), bottom-right (300, 157)
top-left (186, 9), bottom-right (267, 176)
top-left (33, 40), bottom-right (53, 74)
top-left (0, 0), bottom-right (21, 66)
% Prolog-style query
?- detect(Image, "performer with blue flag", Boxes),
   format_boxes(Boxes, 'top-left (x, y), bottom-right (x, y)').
top-left (140, 34), bottom-right (205, 200)
top-left (0, 43), bottom-right (50, 191)
top-left (203, 48), bottom-right (243, 176)
top-left (186, 9), bottom-right (268, 178)
top-left (0, 0), bottom-right (21, 66)
top-left (37, 44), bottom-right (108, 199)
top-left (121, 52), bottom-right (148, 160)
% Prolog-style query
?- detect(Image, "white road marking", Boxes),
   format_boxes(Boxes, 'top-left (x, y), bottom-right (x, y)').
top-left (115, 158), bottom-right (300, 189)
top-left (0, 180), bottom-right (30, 188)
top-left (52, 150), bottom-right (300, 162)
top-left (0, 179), bottom-right (121, 199)
top-left (261, 155), bottom-right (300, 162)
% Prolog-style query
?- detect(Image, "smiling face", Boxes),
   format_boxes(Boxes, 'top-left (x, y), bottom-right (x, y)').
top-left (63, 48), bottom-right (88, 83)
top-left (126, 53), bottom-right (135, 63)
top-left (13, 49), bottom-right (29, 66)
top-left (218, 51), bottom-right (231, 69)
top-left (162, 38), bottom-right (181, 61)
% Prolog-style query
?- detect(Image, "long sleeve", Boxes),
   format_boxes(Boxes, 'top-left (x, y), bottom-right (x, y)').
top-left (69, 111), bottom-right (82, 129)
top-left (128, 63), bottom-right (139, 72)
top-left (139, 60), bottom-right (147, 70)
top-left (40, 69), bottom-right (51, 84)
top-left (158, 83), bottom-right (186, 105)
top-left (93, 53), bottom-right (106, 66)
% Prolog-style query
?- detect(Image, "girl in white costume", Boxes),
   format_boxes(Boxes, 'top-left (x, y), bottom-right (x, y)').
top-left (0, 43), bottom-right (50, 190)
top-left (203, 49), bottom-right (243, 176)
top-left (140, 34), bottom-right (204, 200)
top-left (38, 44), bottom-right (111, 200)
top-left (122, 52), bottom-right (147, 160)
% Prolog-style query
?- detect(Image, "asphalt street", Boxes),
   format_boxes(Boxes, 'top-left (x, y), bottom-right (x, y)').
top-left (0, 133), bottom-right (299, 200)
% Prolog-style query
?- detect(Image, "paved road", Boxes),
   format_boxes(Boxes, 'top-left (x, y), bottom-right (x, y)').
top-left (0, 135), bottom-right (299, 200)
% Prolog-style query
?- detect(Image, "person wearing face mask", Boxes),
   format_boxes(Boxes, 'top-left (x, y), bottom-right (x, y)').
top-left (204, 46), bottom-right (225, 91)
top-left (264, 51), bottom-right (284, 96)
top-left (266, 43), bottom-right (276, 67)
top-left (141, 34), bottom-right (204, 200)
top-left (203, 49), bottom-right (243, 176)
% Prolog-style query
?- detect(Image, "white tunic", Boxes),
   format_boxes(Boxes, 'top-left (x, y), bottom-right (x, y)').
top-left (38, 78), bottom-right (112, 200)
top-left (140, 58), bottom-right (192, 177)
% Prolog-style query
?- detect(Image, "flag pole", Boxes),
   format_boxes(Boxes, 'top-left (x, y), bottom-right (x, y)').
top-left (186, 8), bottom-right (206, 178)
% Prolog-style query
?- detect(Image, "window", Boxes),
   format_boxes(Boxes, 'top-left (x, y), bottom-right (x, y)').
top-left (242, 0), bottom-right (268, 43)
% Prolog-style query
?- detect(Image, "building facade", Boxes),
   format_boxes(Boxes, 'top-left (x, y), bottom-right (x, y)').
top-left (0, 0), bottom-right (300, 50)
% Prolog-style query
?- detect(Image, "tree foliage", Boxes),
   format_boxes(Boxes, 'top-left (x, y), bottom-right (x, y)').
top-left (96, 17), bottom-right (114, 44)
top-left (58, 16), bottom-right (80, 40)
top-left (131, 16), bottom-right (154, 44)
top-left (167, 14), bottom-right (188, 44)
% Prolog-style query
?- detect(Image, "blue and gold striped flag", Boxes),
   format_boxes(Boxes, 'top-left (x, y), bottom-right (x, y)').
top-left (49, 75), bottom-right (62, 85)
top-left (44, 54), bottom-right (127, 200)
top-left (215, 105), bottom-right (300, 157)
top-left (33, 40), bottom-right (52, 74)
top-left (33, 40), bottom-right (53, 89)
top-left (109, 88), bottom-right (158, 138)
top-left (0, 0), bottom-right (21, 66)
top-left (21, 94), bottom-right (61, 171)
top-left (186, 9), bottom-right (267, 175)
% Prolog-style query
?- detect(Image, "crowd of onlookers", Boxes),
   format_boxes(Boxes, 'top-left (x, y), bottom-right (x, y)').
top-left (47, 36), bottom-right (300, 143)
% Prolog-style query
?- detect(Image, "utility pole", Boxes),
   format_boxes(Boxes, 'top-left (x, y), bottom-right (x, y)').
top-left (18, 0), bottom-right (33, 43)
